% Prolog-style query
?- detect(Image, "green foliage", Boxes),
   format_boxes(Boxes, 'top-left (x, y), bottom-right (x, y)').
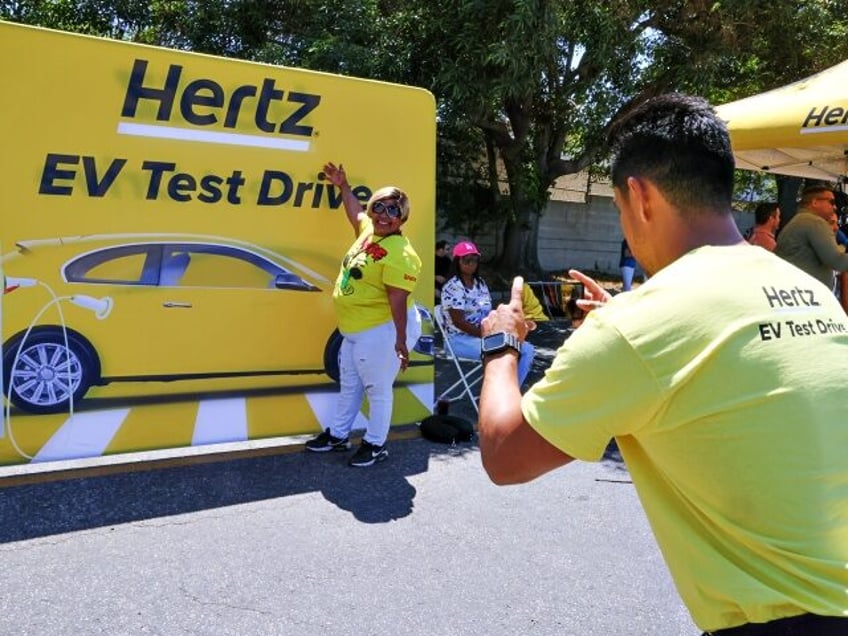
top-left (1, 0), bottom-right (154, 38)
top-left (402, 1), bottom-right (657, 270)
top-left (733, 171), bottom-right (778, 213)
top-left (415, 0), bottom-right (848, 274)
top-left (436, 120), bottom-right (509, 238)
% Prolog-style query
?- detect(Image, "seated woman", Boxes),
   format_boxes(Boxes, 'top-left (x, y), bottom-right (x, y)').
top-left (440, 241), bottom-right (535, 386)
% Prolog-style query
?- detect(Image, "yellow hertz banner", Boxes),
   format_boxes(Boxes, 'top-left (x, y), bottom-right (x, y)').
top-left (0, 21), bottom-right (435, 467)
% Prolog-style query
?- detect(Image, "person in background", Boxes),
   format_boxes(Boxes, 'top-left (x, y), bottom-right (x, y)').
top-left (440, 241), bottom-right (535, 387)
top-left (619, 238), bottom-right (637, 290)
top-left (434, 239), bottom-right (452, 305)
top-left (521, 283), bottom-right (549, 324)
top-left (838, 209), bottom-right (848, 247)
top-left (476, 94), bottom-right (847, 635)
top-left (774, 185), bottom-right (848, 289)
top-left (826, 210), bottom-right (848, 307)
top-left (833, 215), bottom-right (848, 247)
top-left (305, 162), bottom-right (421, 467)
top-left (563, 295), bottom-right (586, 329)
top-left (827, 209), bottom-right (840, 234)
top-left (747, 201), bottom-right (780, 251)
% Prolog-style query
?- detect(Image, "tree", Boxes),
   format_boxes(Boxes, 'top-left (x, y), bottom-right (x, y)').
top-left (402, 2), bottom-right (649, 275)
top-left (1, 0), bottom-right (160, 40)
top-left (401, 0), bottom-right (848, 277)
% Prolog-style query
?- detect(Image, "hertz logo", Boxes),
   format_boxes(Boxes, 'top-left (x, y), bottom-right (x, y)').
top-left (118, 59), bottom-right (321, 151)
top-left (801, 105), bottom-right (848, 135)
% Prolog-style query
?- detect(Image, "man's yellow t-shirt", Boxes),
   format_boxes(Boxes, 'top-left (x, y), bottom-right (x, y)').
top-left (521, 245), bottom-right (848, 632)
top-left (332, 218), bottom-right (421, 334)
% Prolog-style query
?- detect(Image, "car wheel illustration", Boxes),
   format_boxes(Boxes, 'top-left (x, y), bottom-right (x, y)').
top-left (2, 328), bottom-right (100, 414)
top-left (323, 329), bottom-right (344, 383)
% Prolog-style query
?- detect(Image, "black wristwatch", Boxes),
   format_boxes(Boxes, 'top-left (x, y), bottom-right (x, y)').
top-left (481, 332), bottom-right (521, 359)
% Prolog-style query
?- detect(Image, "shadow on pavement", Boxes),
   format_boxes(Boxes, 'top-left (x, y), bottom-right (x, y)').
top-left (3, 319), bottom-right (627, 545)
top-left (0, 436), bottom-right (470, 544)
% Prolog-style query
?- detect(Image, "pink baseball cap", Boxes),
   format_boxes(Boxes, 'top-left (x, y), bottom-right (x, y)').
top-left (452, 241), bottom-right (481, 258)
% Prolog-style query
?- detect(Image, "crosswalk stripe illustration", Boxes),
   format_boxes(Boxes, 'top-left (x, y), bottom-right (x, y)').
top-left (32, 408), bottom-right (130, 463)
top-left (192, 398), bottom-right (248, 446)
top-left (405, 383), bottom-right (434, 410)
top-left (106, 402), bottom-right (198, 454)
top-left (246, 393), bottom-right (320, 439)
top-left (2, 383), bottom-right (434, 465)
top-left (304, 390), bottom-right (369, 433)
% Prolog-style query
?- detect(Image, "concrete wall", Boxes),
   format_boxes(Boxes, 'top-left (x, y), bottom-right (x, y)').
top-left (539, 199), bottom-right (753, 274)
top-left (538, 195), bottom-right (621, 274)
top-left (439, 198), bottom-right (755, 277)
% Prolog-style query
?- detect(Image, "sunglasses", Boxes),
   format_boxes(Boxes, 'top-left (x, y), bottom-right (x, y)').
top-left (372, 200), bottom-right (403, 219)
top-left (459, 255), bottom-right (480, 264)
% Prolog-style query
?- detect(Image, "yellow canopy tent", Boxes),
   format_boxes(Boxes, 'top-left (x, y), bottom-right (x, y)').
top-left (715, 59), bottom-right (848, 182)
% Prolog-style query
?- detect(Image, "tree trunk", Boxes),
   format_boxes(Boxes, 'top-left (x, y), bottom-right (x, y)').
top-left (495, 147), bottom-right (544, 279)
top-left (500, 206), bottom-right (542, 279)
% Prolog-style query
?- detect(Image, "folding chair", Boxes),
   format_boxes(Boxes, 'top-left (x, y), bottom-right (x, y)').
top-left (434, 305), bottom-right (483, 414)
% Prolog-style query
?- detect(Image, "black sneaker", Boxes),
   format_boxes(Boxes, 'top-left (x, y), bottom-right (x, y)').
top-left (348, 440), bottom-right (388, 467)
top-left (305, 428), bottom-right (350, 452)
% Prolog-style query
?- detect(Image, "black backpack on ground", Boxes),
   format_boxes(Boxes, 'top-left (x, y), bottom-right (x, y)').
top-left (419, 414), bottom-right (475, 444)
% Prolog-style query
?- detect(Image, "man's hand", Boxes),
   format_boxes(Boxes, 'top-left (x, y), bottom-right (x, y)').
top-left (569, 269), bottom-right (613, 314)
top-left (479, 274), bottom-right (575, 485)
top-left (482, 276), bottom-right (530, 341)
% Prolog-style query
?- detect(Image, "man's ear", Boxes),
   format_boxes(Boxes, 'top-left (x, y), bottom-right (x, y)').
top-left (626, 176), bottom-right (652, 222)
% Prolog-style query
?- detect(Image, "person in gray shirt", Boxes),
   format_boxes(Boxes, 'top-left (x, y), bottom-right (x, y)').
top-left (775, 185), bottom-right (848, 289)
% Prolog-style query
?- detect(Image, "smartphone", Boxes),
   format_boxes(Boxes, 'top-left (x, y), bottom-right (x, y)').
top-left (561, 282), bottom-right (585, 320)
top-left (561, 282), bottom-right (584, 301)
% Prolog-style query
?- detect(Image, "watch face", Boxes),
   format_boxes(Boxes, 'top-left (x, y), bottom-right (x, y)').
top-left (481, 332), bottom-right (521, 357)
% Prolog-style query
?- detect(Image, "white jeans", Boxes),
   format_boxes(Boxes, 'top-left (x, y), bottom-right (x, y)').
top-left (330, 307), bottom-right (421, 446)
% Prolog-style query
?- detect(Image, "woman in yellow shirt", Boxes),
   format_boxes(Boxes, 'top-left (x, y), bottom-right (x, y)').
top-left (305, 162), bottom-right (421, 467)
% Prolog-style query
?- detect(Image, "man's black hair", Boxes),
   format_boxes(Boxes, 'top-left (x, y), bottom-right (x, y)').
top-left (799, 184), bottom-right (833, 206)
top-left (608, 94), bottom-right (735, 214)
top-left (436, 240), bottom-right (449, 250)
top-left (754, 202), bottom-right (779, 225)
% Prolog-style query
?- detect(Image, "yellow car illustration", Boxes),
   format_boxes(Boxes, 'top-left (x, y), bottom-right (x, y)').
top-left (2, 234), bottom-right (433, 414)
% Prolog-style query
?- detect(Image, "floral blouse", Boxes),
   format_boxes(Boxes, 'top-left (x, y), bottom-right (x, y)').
top-left (440, 275), bottom-right (492, 337)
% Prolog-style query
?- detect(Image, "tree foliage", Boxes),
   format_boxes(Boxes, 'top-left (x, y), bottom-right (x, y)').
top-left (405, 0), bottom-right (848, 275)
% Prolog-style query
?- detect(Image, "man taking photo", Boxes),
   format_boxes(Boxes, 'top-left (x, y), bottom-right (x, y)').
top-left (478, 94), bottom-right (847, 636)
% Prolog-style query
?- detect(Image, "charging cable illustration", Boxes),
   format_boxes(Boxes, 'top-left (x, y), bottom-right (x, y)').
top-left (1, 276), bottom-right (113, 460)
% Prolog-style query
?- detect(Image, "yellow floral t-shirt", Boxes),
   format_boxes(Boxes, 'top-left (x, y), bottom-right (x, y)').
top-left (332, 219), bottom-right (421, 334)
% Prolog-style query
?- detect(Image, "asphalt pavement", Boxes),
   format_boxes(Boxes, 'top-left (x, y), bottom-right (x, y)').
top-left (0, 319), bottom-right (699, 636)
